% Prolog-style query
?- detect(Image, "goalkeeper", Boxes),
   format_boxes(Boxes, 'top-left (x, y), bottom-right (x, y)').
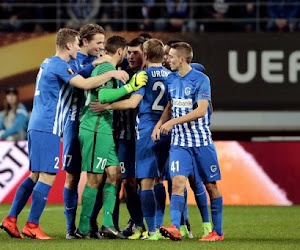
top-left (75, 35), bottom-right (147, 239)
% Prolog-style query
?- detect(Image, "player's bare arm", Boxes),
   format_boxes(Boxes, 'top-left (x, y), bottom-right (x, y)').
top-left (151, 101), bottom-right (172, 142)
top-left (69, 70), bottom-right (129, 90)
top-left (106, 94), bottom-right (142, 110)
top-left (92, 54), bottom-right (112, 67)
top-left (160, 99), bottom-right (209, 135)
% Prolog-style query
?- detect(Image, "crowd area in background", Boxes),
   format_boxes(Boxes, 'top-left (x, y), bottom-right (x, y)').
top-left (1, 0), bottom-right (300, 33)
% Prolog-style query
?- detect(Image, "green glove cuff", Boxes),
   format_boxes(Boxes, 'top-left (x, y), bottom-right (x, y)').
top-left (123, 84), bottom-right (134, 94)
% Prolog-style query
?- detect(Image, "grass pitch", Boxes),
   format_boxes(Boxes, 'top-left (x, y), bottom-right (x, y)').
top-left (0, 204), bottom-right (300, 249)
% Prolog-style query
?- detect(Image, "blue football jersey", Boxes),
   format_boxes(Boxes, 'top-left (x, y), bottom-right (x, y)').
top-left (68, 52), bottom-right (97, 122)
top-left (135, 66), bottom-right (171, 130)
top-left (167, 68), bottom-right (212, 147)
top-left (116, 68), bottom-right (137, 140)
top-left (28, 56), bottom-right (78, 136)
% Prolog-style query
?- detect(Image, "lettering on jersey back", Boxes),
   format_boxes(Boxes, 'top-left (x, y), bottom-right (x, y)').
top-left (151, 70), bottom-right (170, 78)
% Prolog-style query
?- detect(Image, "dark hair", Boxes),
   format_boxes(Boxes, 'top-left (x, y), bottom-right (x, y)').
top-left (166, 39), bottom-right (183, 47)
top-left (138, 32), bottom-right (152, 40)
top-left (127, 37), bottom-right (146, 49)
top-left (105, 36), bottom-right (127, 54)
top-left (5, 87), bottom-right (18, 95)
top-left (4, 87), bottom-right (19, 116)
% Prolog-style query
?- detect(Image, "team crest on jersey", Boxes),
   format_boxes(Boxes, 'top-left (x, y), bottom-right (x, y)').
top-left (67, 68), bottom-right (76, 75)
top-left (210, 165), bottom-right (217, 172)
top-left (185, 87), bottom-right (191, 96)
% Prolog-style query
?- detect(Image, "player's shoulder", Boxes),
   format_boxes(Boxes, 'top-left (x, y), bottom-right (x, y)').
top-left (190, 69), bottom-right (210, 82)
top-left (168, 71), bottom-right (177, 79)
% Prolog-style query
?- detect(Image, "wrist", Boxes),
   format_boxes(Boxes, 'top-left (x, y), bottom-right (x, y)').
top-left (123, 84), bottom-right (133, 93)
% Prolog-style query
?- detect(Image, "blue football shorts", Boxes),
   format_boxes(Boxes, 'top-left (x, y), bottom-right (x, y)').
top-left (118, 138), bottom-right (136, 179)
top-left (135, 127), bottom-right (170, 179)
top-left (28, 130), bottom-right (61, 174)
top-left (62, 120), bottom-right (82, 173)
top-left (169, 143), bottom-right (221, 183)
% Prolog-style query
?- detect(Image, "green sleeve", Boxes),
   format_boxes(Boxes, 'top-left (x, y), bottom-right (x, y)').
top-left (98, 86), bottom-right (129, 104)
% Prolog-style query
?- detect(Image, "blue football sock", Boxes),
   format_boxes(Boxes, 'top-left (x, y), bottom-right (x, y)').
top-left (180, 188), bottom-right (188, 225)
top-left (8, 177), bottom-right (35, 217)
top-left (140, 190), bottom-right (156, 231)
top-left (211, 196), bottom-right (223, 236)
top-left (170, 195), bottom-right (185, 230)
top-left (63, 187), bottom-right (78, 231)
top-left (154, 183), bottom-right (166, 228)
top-left (112, 183), bottom-right (121, 231)
top-left (28, 181), bottom-right (51, 224)
top-left (193, 182), bottom-right (210, 223)
top-left (90, 187), bottom-right (103, 227)
top-left (126, 192), bottom-right (144, 228)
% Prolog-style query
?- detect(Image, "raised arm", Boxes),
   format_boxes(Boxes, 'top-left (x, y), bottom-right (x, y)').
top-left (69, 70), bottom-right (129, 90)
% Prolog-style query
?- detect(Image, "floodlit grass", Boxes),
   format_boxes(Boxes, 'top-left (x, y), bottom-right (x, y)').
top-left (0, 204), bottom-right (300, 249)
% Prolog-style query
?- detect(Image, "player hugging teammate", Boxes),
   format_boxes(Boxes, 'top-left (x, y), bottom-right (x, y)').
top-left (1, 27), bottom-right (224, 242)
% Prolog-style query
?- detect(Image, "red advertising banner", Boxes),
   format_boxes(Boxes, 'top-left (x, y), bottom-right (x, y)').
top-left (1, 141), bottom-right (299, 205)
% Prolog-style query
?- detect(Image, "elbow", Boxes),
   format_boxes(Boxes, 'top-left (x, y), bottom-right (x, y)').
top-left (127, 101), bottom-right (138, 109)
top-left (129, 103), bottom-right (138, 109)
top-left (82, 85), bottom-right (90, 91)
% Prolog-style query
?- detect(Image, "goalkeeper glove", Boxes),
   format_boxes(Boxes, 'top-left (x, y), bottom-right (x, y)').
top-left (124, 71), bottom-right (148, 93)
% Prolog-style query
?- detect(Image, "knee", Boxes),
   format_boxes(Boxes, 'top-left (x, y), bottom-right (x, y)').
top-left (107, 167), bottom-right (122, 186)
top-left (123, 179), bottom-right (137, 197)
top-left (204, 182), bottom-right (221, 198)
top-left (171, 180), bottom-right (185, 195)
top-left (65, 172), bottom-right (80, 189)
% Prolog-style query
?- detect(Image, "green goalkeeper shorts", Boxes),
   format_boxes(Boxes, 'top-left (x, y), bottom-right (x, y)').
top-left (79, 128), bottom-right (119, 173)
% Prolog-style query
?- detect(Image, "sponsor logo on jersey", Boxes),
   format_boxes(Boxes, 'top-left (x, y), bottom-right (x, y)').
top-left (185, 87), bottom-right (191, 96)
top-left (210, 165), bottom-right (217, 172)
top-left (172, 98), bottom-right (193, 108)
top-left (67, 68), bottom-right (76, 75)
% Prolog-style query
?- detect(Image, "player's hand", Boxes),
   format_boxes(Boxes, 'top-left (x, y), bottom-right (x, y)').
top-left (90, 99), bottom-right (109, 112)
top-left (92, 54), bottom-right (112, 67)
top-left (151, 127), bottom-right (161, 142)
top-left (112, 70), bottom-right (129, 84)
top-left (129, 71), bottom-right (148, 91)
top-left (160, 120), bottom-right (174, 135)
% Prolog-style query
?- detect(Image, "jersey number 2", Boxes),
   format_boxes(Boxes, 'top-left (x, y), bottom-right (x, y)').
top-left (152, 81), bottom-right (165, 111)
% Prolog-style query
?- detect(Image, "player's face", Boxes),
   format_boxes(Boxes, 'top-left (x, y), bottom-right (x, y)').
top-left (87, 33), bottom-right (105, 57)
top-left (6, 93), bottom-right (18, 105)
top-left (70, 37), bottom-right (81, 60)
top-left (169, 48), bottom-right (181, 71)
top-left (127, 45), bottom-right (144, 72)
top-left (163, 45), bottom-right (171, 69)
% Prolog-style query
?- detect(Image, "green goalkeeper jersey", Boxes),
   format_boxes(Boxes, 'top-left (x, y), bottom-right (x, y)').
top-left (80, 62), bottom-right (118, 134)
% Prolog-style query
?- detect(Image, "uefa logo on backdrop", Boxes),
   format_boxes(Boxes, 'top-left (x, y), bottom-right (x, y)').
top-left (185, 87), bottom-right (191, 96)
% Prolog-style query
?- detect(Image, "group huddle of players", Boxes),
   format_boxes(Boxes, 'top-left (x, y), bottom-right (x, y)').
top-left (1, 24), bottom-right (224, 242)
